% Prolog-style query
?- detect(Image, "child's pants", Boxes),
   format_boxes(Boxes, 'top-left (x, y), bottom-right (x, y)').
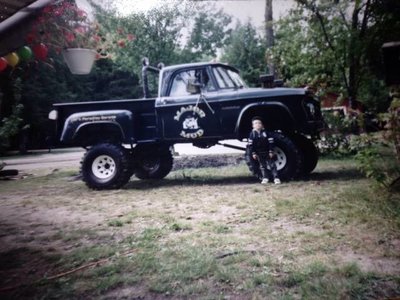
top-left (257, 153), bottom-right (278, 179)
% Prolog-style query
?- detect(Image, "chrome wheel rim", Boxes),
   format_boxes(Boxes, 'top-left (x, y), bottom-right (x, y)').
top-left (271, 146), bottom-right (287, 171)
top-left (92, 155), bottom-right (116, 180)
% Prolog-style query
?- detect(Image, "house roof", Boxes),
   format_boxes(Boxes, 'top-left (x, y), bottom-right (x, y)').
top-left (0, 0), bottom-right (53, 56)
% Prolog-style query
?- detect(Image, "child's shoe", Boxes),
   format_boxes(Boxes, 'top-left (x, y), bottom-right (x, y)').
top-left (274, 178), bottom-right (281, 185)
top-left (261, 178), bottom-right (269, 184)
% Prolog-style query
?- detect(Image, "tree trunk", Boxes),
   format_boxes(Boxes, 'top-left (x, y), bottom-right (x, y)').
top-left (348, 5), bottom-right (359, 108)
top-left (389, 88), bottom-right (400, 162)
top-left (265, 0), bottom-right (274, 75)
top-left (265, 0), bottom-right (274, 48)
top-left (348, 0), bottom-right (370, 107)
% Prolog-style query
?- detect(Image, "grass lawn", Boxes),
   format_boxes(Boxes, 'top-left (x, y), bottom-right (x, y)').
top-left (0, 157), bottom-right (399, 299)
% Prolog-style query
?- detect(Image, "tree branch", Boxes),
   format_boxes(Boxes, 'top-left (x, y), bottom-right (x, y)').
top-left (297, 0), bottom-right (336, 52)
top-left (339, 8), bottom-right (351, 31)
top-left (296, 0), bottom-right (350, 93)
top-left (359, 0), bottom-right (371, 38)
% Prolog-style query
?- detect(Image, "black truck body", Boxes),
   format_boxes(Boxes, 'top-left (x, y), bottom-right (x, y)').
top-left (50, 61), bottom-right (324, 189)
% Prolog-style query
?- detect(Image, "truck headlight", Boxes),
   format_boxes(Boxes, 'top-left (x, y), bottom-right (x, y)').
top-left (48, 110), bottom-right (58, 120)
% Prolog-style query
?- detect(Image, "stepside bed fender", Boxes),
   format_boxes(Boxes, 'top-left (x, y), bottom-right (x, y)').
top-left (60, 110), bottom-right (134, 145)
top-left (235, 102), bottom-right (296, 137)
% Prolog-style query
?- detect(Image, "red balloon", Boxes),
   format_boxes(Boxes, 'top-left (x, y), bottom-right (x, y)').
top-left (33, 43), bottom-right (48, 61)
top-left (0, 57), bottom-right (7, 72)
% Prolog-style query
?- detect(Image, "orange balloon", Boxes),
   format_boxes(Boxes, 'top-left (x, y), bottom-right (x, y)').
top-left (5, 52), bottom-right (19, 67)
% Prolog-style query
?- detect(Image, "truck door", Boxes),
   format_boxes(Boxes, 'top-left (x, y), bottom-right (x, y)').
top-left (156, 67), bottom-right (221, 140)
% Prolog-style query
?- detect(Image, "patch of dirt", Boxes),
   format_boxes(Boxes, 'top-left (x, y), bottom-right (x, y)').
top-left (335, 245), bottom-right (400, 275)
top-left (0, 193), bottom-right (122, 292)
top-left (269, 218), bottom-right (322, 235)
top-left (1, 205), bottom-right (103, 228)
top-left (101, 285), bottom-right (149, 300)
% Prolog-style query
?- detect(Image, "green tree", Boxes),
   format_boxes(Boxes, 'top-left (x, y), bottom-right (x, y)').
top-left (93, 2), bottom-right (233, 69)
top-left (0, 76), bottom-right (24, 154)
top-left (271, 7), bottom-right (342, 91)
top-left (92, 2), bottom-right (183, 75)
top-left (272, 0), bottom-right (400, 112)
top-left (221, 21), bottom-right (267, 86)
top-left (92, 2), bottom-right (233, 94)
top-left (181, 6), bottom-right (232, 62)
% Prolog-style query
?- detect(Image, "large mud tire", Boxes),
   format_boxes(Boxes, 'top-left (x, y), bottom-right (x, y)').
top-left (245, 132), bottom-right (303, 181)
top-left (134, 146), bottom-right (173, 180)
top-left (81, 143), bottom-right (133, 190)
top-left (292, 134), bottom-right (319, 175)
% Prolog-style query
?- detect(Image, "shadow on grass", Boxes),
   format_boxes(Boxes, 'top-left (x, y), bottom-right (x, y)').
top-left (125, 175), bottom-right (258, 190)
top-left (307, 168), bottom-right (365, 182)
top-left (124, 167), bottom-right (365, 190)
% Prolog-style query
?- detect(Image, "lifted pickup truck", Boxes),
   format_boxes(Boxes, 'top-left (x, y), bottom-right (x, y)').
top-left (49, 59), bottom-right (324, 189)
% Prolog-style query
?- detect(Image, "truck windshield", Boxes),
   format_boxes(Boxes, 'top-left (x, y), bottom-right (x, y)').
top-left (212, 66), bottom-right (246, 89)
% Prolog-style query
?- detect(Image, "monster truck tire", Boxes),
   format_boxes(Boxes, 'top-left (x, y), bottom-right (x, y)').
top-left (245, 132), bottom-right (303, 181)
top-left (134, 146), bottom-right (173, 180)
top-left (292, 134), bottom-right (319, 175)
top-left (80, 143), bottom-right (133, 190)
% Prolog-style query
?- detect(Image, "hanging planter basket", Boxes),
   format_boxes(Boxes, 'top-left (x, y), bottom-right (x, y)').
top-left (62, 48), bottom-right (97, 75)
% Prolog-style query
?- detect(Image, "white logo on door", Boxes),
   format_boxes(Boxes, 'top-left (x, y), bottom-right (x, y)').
top-left (183, 116), bottom-right (199, 130)
top-left (174, 105), bottom-right (206, 139)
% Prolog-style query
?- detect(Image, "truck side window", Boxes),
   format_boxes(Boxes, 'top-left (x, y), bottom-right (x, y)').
top-left (212, 67), bottom-right (236, 89)
top-left (170, 72), bottom-right (189, 97)
top-left (169, 68), bottom-right (216, 97)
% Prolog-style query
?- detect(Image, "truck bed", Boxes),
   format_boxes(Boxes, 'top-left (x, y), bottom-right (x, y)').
top-left (54, 98), bottom-right (157, 143)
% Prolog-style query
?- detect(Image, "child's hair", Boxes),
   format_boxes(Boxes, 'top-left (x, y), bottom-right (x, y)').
top-left (252, 116), bottom-right (263, 123)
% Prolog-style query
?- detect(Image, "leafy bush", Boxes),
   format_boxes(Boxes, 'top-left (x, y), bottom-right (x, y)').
top-left (348, 94), bottom-right (400, 190)
top-left (352, 134), bottom-right (388, 185)
top-left (319, 106), bottom-right (400, 190)
top-left (0, 104), bottom-right (25, 155)
top-left (352, 130), bottom-right (400, 190)
top-left (0, 77), bottom-right (26, 155)
top-left (318, 111), bottom-right (361, 156)
top-left (380, 97), bottom-right (400, 162)
top-left (355, 145), bottom-right (399, 189)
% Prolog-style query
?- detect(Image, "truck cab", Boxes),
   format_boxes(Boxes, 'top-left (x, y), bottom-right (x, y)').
top-left (156, 62), bottom-right (322, 142)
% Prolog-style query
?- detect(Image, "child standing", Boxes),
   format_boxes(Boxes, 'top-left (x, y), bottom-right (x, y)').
top-left (248, 117), bottom-right (281, 184)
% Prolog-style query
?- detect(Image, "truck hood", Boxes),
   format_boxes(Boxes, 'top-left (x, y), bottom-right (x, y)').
top-left (206, 87), bottom-right (308, 102)
top-left (233, 87), bottom-right (307, 99)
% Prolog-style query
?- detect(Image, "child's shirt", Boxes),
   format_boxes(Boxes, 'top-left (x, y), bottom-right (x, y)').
top-left (248, 129), bottom-right (275, 155)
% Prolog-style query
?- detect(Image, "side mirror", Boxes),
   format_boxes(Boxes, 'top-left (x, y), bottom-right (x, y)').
top-left (186, 78), bottom-right (202, 94)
